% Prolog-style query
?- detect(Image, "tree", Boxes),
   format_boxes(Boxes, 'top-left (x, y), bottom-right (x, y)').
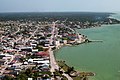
top-left (36, 46), bottom-right (44, 51)
top-left (3, 75), bottom-right (14, 80)
top-left (66, 67), bottom-right (74, 74)
top-left (17, 73), bottom-right (28, 80)
top-left (25, 68), bottom-right (33, 77)
top-left (33, 72), bottom-right (39, 79)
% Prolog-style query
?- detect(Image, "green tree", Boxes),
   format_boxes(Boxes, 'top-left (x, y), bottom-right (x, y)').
top-left (17, 72), bottom-right (28, 80)
top-left (36, 46), bottom-right (44, 51)
top-left (33, 72), bottom-right (39, 79)
top-left (3, 75), bottom-right (14, 80)
top-left (25, 68), bottom-right (33, 77)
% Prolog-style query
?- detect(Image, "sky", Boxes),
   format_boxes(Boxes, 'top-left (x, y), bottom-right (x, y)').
top-left (0, 0), bottom-right (120, 12)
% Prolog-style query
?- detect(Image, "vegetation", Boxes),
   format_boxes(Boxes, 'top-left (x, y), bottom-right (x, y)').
top-left (0, 12), bottom-right (112, 22)
top-left (57, 61), bottom-right (73, 73)
top-left (14, 68), bottom-right (46, 80)
top-left (57, 60), bottom-right (89, 80)
top-left (3, 76), bottom-right (15, 80)
top-left (36, 46), bottom-right (44, 51)
top-left (53, 70), bottom-right (68, 80)
top-left (47, 34), bottom-right (52, 37)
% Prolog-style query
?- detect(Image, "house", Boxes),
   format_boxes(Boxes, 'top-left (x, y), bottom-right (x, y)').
top-left (20, 47), bottom-right (33, 52)
top-left (35, 52), bottom-right (49, 57)
top-left (32, 49), bottom-right (38, 53)
top-left (28, 59), bottom-right (49, 64)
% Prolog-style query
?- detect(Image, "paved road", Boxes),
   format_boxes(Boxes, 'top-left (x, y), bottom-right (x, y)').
top-left (49, 22), bottom-right (73, 80)
top-left (0, 27), bottom-right (20, 75)
top-left (49, 48), bottom-right (59, 72)
top-left (14, 34), bottom-right (22, 43)
top-left (0, 27), bottom-right (20, 42)
top-left (0, 55), bottom-right (15, 75)
top-left (24, 26), bottom-right (39, 45)
top-left (12, 27), bottom-right (20, 35)
top-left (49, 49), bottom-right (73, 80)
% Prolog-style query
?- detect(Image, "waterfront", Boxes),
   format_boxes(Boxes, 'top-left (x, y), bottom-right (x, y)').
top-left (0, 12), bottom-right (120, 80)
top-left (56, 24), bottom-right (120, 80)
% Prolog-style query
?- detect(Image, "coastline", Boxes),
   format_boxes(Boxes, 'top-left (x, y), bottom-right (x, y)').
top-left (52, 40), bottom-right (96, 80)
top-left (52, 21), bottom-right (120, 80)
top-left (55, 23), bottom-right (120, 80)
top-left (0, 12), bottom-right (120, 80)
top-left (50, 29), bottom-right (95, 79)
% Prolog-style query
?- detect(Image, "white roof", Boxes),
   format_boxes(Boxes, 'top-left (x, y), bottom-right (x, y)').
top-left (13, 63), bottom-right (22, 66)
top-left (28, 59), bottom-right (49, 64)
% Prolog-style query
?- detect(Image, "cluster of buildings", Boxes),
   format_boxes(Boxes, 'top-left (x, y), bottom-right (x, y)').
top-left (0, 20), bottom-right (87, 80)
top-left (0, 13), bottom-right (119, 80)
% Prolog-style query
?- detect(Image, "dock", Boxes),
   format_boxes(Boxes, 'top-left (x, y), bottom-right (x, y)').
top-left (87, 39), bottom-right (103, 43)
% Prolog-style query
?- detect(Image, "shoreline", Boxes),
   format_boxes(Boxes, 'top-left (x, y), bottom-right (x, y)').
top-left (53, 23), bottom-right (120, 80)
top-left (0, 13), bottom-right (120, 80)
top-left (52, 23), bottom-right (120, 79)
top-left (50, 31), bottom-right (95, 79)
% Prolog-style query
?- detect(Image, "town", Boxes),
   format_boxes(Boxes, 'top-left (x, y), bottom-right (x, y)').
top-left (0, 19), bottom-right (94, 80)
top-left (0, 12), bottom-right (120, 80)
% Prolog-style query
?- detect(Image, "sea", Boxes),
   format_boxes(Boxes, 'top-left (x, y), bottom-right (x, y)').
top-left (55, 13), bottom-right (120, 80)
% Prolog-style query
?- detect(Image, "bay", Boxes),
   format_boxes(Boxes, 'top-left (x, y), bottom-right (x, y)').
top-left (56, 23), bottom-right (120, 80)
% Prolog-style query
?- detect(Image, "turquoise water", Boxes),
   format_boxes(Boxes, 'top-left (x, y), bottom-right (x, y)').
top-left (110, 13), bottom-right (120, 20)
top-left (56, 16), bottom-right (120, 80)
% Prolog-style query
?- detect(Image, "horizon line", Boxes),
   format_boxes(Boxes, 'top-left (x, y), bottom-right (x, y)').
top-left (0, 11), bottom-right (116, 13)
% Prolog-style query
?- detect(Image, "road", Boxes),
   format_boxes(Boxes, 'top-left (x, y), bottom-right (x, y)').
top-left (0, 27), bottom-right (20, 75)
top-left (13, 34), bottom-right (23, 43)
top-left (24, 26), bottom-right (39, 45)
top-left (0, 26), bottom-right (20, 42)
top-left (49, 22), bottom-right (73, 80)
top-left (49, 22), bottom-right (59, 71)
top-left (11, 27), bottom-right (20, 35)
top-left (49, 49), bottom-right (73, 80)
top-left (0, 55), bottom-right (15, 75)
top-left (49, 48), bottom-right (59, 72)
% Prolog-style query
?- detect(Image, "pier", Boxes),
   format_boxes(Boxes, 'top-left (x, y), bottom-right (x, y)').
top-left (86, 39), bottom-right (103, 43)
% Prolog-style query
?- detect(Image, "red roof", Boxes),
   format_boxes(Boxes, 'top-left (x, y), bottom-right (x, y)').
top-left (68, 34), bottom-right (76, 36)
top-left (4, 49), bottom-right (16, 52)
top-left (36, 51), bottom-right (49, 57)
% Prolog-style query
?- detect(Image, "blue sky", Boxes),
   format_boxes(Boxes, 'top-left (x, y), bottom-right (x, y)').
top-left (0, 0), bottom-right (120, 12)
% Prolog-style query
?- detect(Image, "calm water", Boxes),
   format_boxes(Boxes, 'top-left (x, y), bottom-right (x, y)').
top-left (56, 14), bottom-right (120, 80)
